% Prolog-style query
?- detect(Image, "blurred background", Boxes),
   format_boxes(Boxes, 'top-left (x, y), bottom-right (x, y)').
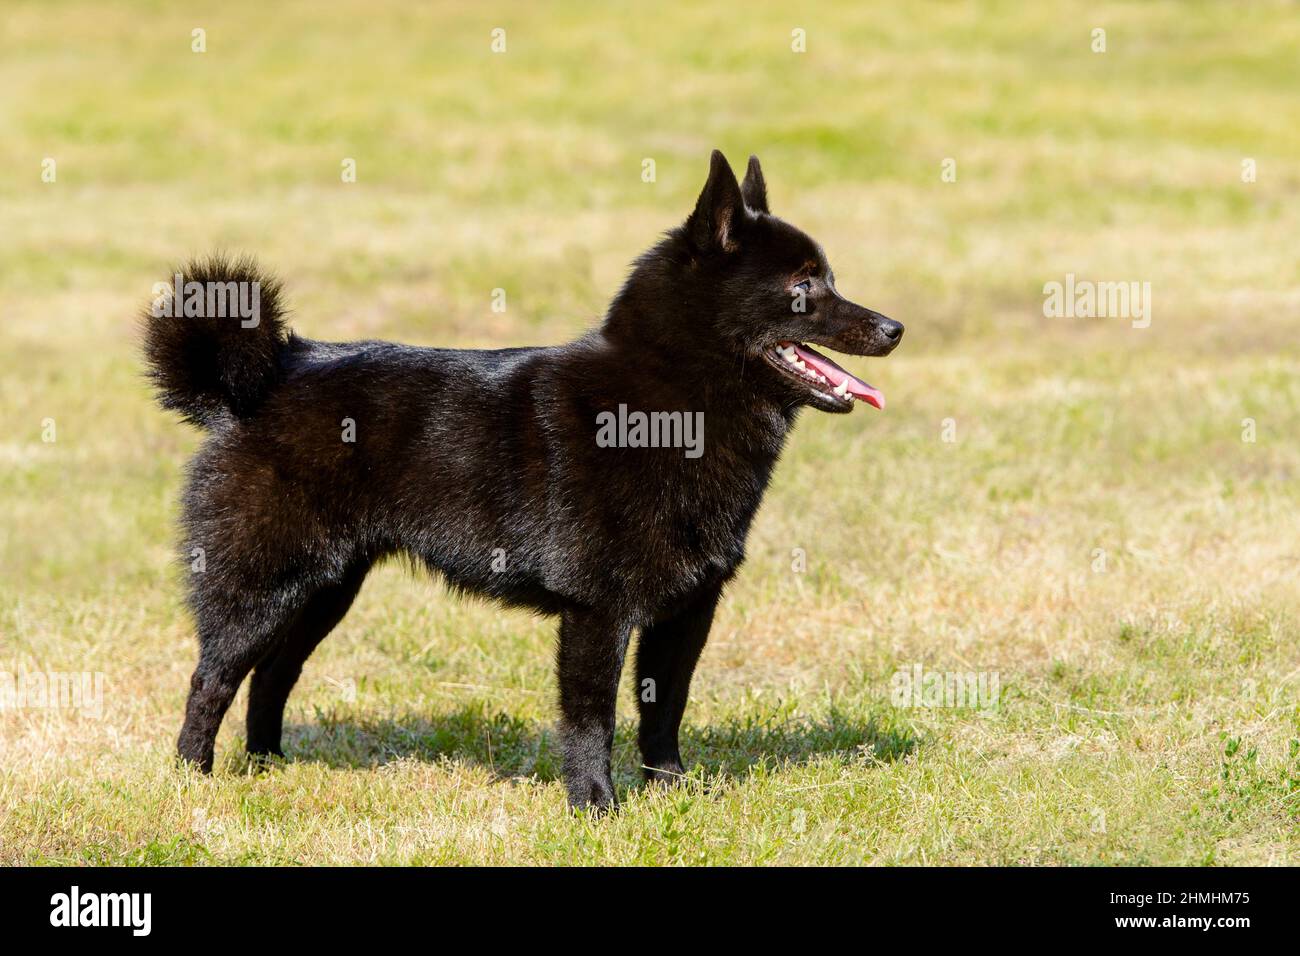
top-left (0, 1), bottom-right (1297, 864)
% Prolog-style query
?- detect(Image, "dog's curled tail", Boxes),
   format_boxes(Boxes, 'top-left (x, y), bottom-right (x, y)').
top-left (142, 253), bottom-right (290, 428)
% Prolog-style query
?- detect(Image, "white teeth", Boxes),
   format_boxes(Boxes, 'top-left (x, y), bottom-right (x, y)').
top-left (775, 343), bottom-right (849, 399)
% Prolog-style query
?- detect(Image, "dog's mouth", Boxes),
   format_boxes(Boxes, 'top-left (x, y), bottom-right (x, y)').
top-left (761, 341), bottom-right (885, 411)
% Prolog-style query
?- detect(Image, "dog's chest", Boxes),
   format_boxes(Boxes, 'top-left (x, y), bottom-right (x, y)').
top-left (624, 432), bottom-right (779, 587)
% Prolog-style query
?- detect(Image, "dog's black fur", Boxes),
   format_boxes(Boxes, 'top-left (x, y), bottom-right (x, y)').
top-left (143, 151), bottom-right (903, 810)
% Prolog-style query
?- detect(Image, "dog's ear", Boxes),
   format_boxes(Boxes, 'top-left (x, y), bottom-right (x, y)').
top-left (687, 150), bottom-right (746, 253)
top-left (741, 154), bottom-right (769, 214)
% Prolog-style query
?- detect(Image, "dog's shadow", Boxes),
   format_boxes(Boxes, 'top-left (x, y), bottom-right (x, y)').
top-left (275, 703), bottom-right (916, 792)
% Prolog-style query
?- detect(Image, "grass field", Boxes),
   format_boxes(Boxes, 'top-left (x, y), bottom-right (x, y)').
top-left (1, 0), bottom-right (1298, 865)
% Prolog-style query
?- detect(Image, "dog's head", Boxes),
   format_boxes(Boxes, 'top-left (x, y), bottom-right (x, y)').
top-left (635, 150), bottom-right (903, 414)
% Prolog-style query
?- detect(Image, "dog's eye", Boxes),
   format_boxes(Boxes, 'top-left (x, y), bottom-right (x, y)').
top-left (792, 279), bottom-right (812, 294)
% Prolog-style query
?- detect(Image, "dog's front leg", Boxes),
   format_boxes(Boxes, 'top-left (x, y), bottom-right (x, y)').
top-left (636, 585), bottom-right (721, 784)
top-left (557, 608), bottom-right (631, 812)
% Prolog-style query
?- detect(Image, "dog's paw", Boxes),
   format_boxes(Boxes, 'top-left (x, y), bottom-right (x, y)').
top-left (642, 760), bottom-right (686, 787)
top-left (245, 737), bottom-right (285, 757)
top-left (175, 747), bottom-right (215, 775)
top-left (567, 775), bottom-right (618, 815)
top-left (245, 748), bottom-right (285, 773)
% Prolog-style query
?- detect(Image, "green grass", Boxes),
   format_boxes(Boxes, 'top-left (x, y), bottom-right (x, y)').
top-left (1, 0), bottom-right (1298, 865)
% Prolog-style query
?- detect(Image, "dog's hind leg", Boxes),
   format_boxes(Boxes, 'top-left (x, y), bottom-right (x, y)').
top-left (635, 585), bottom-right (722, 785)
top-left (557, 608), bottom-right (632, 812)
top-left (245, 564), bottom-right (369, 758)
top-left (177, 581), bottom-right (316, 773)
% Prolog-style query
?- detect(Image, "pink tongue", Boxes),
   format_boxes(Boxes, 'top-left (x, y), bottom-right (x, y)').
top-left (789, 343), bottom-right (885, 409)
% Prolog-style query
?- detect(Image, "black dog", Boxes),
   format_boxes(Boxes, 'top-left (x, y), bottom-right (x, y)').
top-left (143, 151), bottom-right (903, 810)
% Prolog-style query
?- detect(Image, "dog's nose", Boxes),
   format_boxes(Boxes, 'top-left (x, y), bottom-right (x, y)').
top-left (880, 319), bottom-right (904, 342)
